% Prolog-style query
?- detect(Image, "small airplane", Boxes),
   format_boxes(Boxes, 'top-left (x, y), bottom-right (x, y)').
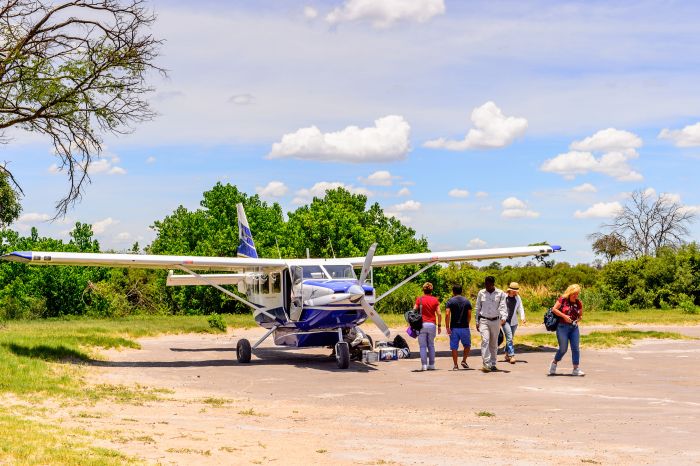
top-left (1, 204), bottom-right (562, 368)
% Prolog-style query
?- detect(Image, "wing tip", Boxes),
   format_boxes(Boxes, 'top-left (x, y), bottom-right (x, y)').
top-left (1, 251), bottom-right (33, 262)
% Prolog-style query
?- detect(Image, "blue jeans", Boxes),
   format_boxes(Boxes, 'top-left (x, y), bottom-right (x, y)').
top-left (418, 323), bottom-right (436, 365)
top-left (555, 323), bottom-right (580, 365)
top-left (503, 323), bottom-right (518, 356)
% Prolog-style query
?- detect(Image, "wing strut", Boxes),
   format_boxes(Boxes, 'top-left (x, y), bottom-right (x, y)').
top-left (252, 325), bottom-right (280, 350)
top-left (176, 264), bottom-right (277, 320)
top-left (374, 261), bottom-right (439, 304)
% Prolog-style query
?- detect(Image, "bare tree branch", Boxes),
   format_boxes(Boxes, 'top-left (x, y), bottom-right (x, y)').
top-left (0, 0), bottom-right (164, 218)
top-left (597, 189), bottom-right (696, 258)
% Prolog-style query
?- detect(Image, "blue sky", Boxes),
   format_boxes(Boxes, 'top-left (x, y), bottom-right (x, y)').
top-left (5, 0), bottom-right (700, 264)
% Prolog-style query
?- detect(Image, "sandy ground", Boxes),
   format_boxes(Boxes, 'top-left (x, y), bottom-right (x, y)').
top-left (60, 324), bottom-right (700, 465)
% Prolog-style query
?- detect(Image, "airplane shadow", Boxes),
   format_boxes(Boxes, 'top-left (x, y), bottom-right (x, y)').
top-left (169, 347), bottom-right (232, 352)
top-left (83, 346), bottom-right (378, 373)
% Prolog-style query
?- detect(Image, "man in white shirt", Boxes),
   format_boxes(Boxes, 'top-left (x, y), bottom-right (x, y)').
top-left (475, 276), bottom-right (507, 372)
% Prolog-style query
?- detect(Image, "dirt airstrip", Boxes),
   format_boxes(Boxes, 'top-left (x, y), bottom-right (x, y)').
top-left (58, 325), bottom-right (700, 465)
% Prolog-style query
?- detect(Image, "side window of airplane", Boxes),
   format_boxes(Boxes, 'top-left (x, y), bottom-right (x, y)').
top-left (259, 274), bottom-right (269, 295)
top-left (270, 273), bottom-right (281, 294)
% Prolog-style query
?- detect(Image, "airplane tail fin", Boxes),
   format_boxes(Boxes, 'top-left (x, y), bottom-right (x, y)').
top-left (236, 203), bottom-right (258, 258)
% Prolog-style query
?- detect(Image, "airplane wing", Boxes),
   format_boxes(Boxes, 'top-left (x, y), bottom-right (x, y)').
top-left (0, 251), bottom-right (288, 272)
top-left (345, 245), bottom-right (562, 268)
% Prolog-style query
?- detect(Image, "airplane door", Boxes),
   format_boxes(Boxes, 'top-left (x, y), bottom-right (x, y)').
top-left (289, 266), bottom-right (303, 321)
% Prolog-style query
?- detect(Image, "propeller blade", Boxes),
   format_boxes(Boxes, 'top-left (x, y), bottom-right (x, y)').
top-left (358, 243), bottom-right (377, 285)
top-left (360, 298), bottom-right (390, 338)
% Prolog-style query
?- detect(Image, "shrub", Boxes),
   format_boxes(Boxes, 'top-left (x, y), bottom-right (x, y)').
top-left (374, 282), bottom-right (422, 314)
top-left (207, 312), bottom-right (227, 332)
top-left (609, 299), bottom-right (631, 313)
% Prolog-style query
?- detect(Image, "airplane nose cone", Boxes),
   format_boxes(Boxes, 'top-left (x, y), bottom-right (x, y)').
top-left (347, 284), bottom-right (365, 302)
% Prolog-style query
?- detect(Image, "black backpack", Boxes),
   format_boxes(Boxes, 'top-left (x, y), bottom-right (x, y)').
top-left (404, 297), bottom-right (424, 332)
top-left (543, 308), bottom-right (559, 332)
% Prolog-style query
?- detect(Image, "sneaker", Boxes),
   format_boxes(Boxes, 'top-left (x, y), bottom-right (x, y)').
top-left (490, 365), bottom-right (498, 371)
top-left (481, 364), bottom-right (491, 372)
top-left (572, 368), bottom-right (585, 376)
top-left (427, 364), bottom-right (436, 370)
top-left (421, 364), bottom-right (428, 371)
top-left (461, 361), bottom-right (469, 369)
top-left (509, 355), bottom-right (516, 364)
top-left (549, 361), bottom-right (557, 375)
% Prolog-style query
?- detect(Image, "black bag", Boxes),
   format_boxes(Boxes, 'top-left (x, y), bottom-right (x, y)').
top-left (404, 297), bottom-right (423, 332)
top-left (543, 308), bottom-right (559, 332)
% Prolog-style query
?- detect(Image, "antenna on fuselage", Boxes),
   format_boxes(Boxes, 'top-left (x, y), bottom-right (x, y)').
top-left (306, 248), bottom-right (310, 259)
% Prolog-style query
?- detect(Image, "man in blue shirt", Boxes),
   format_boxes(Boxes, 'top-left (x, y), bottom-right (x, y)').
top-left (445, 285), bottom-right (473, 370)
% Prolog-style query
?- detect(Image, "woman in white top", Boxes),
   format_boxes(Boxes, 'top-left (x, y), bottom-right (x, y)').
top-left (503, 282), bottom-right (525, 364)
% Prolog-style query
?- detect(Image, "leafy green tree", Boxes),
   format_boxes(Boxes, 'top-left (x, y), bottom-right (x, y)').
top-left (149, 183), bottom-right (287, 314)
top-left (0, 0), bottom-right (163, 215)
top-left (284, 188), bottom-right (431, 290)
top-left (588, 232), bottom-right (627, 263)
top-left (0, 172), bottom-right (21, 227)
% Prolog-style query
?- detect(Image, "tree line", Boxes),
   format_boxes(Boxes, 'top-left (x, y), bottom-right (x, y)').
top-left (1, 183), bottom-right (699, 321)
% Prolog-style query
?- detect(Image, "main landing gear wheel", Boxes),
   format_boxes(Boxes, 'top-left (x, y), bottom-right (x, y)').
top-left (236, 338), bottom-right (252, 363)
top-left (335, 342), bottom-right (350, 369)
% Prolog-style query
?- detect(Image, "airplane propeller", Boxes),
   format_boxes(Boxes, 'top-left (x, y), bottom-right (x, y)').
top-left (355, 243), bottom-right (391, 338)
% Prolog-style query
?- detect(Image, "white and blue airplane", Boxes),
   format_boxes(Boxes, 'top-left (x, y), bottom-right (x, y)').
top-left (1, 204), bottom-right (562, 368)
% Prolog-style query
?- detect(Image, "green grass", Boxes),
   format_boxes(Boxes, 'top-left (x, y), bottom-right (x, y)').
top-left (519, 330), bottom-right (691, 349)
top-left (476, 411), bottom-right (495, 417)
top-left (0, 315), bottom-right (252, 397)
top-left (0, 407), bottom-right (135, 465)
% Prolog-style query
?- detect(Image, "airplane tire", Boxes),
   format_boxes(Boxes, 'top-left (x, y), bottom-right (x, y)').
top-left (335, 342), bottom-right (350, 369)
top-left (236, 338), bottom-right (252, 363)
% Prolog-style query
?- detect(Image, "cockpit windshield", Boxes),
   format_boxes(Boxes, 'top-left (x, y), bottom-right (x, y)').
top-left (302, 265), bottom-right (325, 279)
top-left (322, 265), bottom-right (356, 279)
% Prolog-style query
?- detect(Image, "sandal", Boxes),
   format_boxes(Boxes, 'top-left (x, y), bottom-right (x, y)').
top-left (461, 361), bottom-right (469, 369)
top-left (452, 366), bottom-right (459, 371)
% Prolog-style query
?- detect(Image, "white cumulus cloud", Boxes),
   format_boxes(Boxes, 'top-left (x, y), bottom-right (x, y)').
top-left (570, 128), bottom-right (642, 153)
top-left (359, 170), bottom-right (395, 186)
top-left (91, 217), bottom-right (118, 234)
top-left (397, 187), bottom-right (410, 197)
top-left (268, 115), bottom-right (410, 163)
top-left (256, 181), bottom-right (289, 198)
top-left (146, 156), bottom-right (157, 164)
top-left (573, 183), bottom-right (597, 193)
top-left (18, 213), bottom-right (51, 223)
top-left (86, 157), bottom-right (127, 176)
top-left (448, 188), bottom-right (469, 198)
top-left (424, 101), bottom-right (528, 151)
top-left (392, 200), bottom-right (421, 211)
top-left (659, 122), bottom-right (700, 147)
top-left (294, 181), bottom-right (372, 204)
top-left (326, 0), bottom-right (445, 28)
top-left (115, 232), bottom-right (132, 241)
top-left (475, 191), bottom-right (488, 198)
top-left (468, 238), bottom-right (487, 248)
top-left (303, 6), bottom-right (319, 19)
top-left (574, 202), bottom-right (623, 219)
top-left (541, 128), bottom-right (643, 181)
top-left (501, 197), bottom-right (539, 218)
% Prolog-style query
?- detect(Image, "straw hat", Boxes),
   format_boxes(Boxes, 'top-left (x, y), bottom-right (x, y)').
top-left (507, 282), bottom-right (520, 291)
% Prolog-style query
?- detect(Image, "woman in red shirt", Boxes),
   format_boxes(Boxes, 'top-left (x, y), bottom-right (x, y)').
top-left (549, 284), bottom-right (584, 376)
top-left (413, 282), bottom-right (442, 371)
